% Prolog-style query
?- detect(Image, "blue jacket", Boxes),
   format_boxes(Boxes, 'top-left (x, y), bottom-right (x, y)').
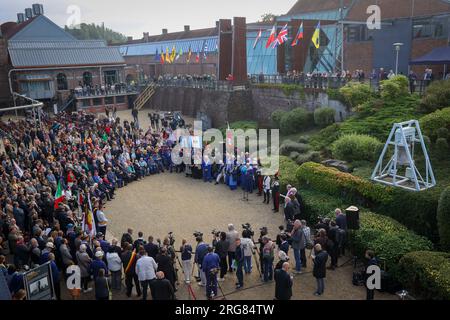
top-left (90, 259), bottom-right (108, 279)
top-left (195, 243), bottom-right (209, 265)
top-left (202, 253), bottom-right (220, 273)
top-left (235, 245), bottom-right (244, 264)
top-left (50, 260), bottom-right (60, 283)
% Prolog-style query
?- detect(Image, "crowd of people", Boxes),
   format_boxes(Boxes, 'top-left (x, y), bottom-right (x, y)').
top-left (74, 82), bottom-right (137, 98)
top-left (0, 107), bottom-right (378, 301)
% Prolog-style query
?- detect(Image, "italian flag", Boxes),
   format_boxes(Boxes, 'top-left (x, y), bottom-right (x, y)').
top-left (54, 181), bottom-right (65, 209)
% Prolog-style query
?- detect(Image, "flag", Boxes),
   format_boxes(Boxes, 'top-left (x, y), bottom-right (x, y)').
top-left (54, 180), bottom-right (65, 209)
top-left (170, 45), bottom-right (176, 63)
top-left (187, 46), bottom-right (192, 63)
top-left (125, 249), bottom-right (137, 273)
top-left (273, 24), bottom-right (288, 48)
top-left (265, 25), bottom-right (277, 48)
top-left (82, 195), bottom-right (96, 237)
top-left (203, 41), bottom-right (208, 61)
top-left (154, 48), bottom-right (160, 61)
top-left (312, 21), bottom-right (321, 49)
top-left (160, 47), bottom-right (165, 64)
top-left (195, 50), bottom-right (200, 63)
top-left (165, 47), bottom-right (170, 63)
top-left (175, 47), bottom-right (183, 61)
top-left (12, 160), bottom-right (23, 178)
top-left (291, 22), bottom-right (304, 47)
top-left (253, 29), bottom-right (262, 49)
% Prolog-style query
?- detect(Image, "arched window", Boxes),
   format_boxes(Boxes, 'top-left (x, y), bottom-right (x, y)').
top-left (83, 72), bottom-right (92, 86)
top-left (56, 73), bottom-right (68, 90)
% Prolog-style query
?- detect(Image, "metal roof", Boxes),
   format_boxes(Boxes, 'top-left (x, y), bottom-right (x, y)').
top-left (118, 37), bottom-right (218, 57)
top-left (8, 40), bottom-right (125, 68)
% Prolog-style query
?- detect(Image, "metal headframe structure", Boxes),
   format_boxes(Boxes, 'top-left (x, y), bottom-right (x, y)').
top-left (371, 120), bottom-right (436, 191)
top-left (1, 92), bottom-right (44, 129)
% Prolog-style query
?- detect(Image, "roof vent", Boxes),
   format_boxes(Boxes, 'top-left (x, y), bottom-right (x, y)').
top-left (162, 28), bottom-right (168, 34)
top-left (17, 13), bottom-right (25, 23)
top-left (24, 8), bottom-right (33, 20)
top-left (32, 4), bottom-right (44, 16)
top-left (143, 32), bottom-right (149, 42)
top-left (184, 25), bottom-right (190, 32)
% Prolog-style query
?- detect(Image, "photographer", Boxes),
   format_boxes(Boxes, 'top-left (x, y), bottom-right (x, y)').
top-left (258, 227), bottom-right (268, 277)
top-left (214, 232), bottom-right (229, 281)
top-left (202, 246), bottom-right (220, 299)
top-left (241, 229), bottom-right (256, 274)
top-left (180, 239), bottom-right (193, 284)
top-left (194, 233), bottom-right (208, 287)
top-left (226, 224), bottom-right (239, 272)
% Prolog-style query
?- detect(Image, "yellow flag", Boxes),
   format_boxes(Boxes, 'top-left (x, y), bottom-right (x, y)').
top-left (165, 47), bottom-right (170, 63)
top-left (170, 45), bottom-right (176, 62)
top-left (311, 21), bottom-right (320, 49)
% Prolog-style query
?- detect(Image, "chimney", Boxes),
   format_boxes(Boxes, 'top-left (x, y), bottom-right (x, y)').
top-left (184, 25), bottom-right (190, 32)
top-left (32, 4), bottom-right (44, 16)
top-left (127, 36), bottom-right (133, 42)
top-left (24, 8), bottom-right (33, 20)
top-left (17, 13), bottom-right (25, 23)
top-left (143, 32), bottom-right (149, 42)
top-left (216, 21), bottom-right (220, 29)
top-left (162, 28), bottom-right (168, 34)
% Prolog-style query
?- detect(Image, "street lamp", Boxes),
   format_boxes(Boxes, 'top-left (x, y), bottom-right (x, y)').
top-left (393, 42), bottom-right (404, 75)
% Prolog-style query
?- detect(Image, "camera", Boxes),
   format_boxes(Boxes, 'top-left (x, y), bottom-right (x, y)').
top-left (211, 229), bottom-right (220, 237)
top-left (193, 231), bottom-right (203, 238)
top-left (168, 231), bottom-right (175, 246)
top-left (242, 223), bottom-right (254, 237)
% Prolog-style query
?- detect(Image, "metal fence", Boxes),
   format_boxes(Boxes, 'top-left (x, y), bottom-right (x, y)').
top-left (151, 78), bottom-right (235, 91)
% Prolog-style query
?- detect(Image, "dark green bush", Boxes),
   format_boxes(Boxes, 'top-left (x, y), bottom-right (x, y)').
top-left (437, 127), bottom-right (449, 140)
top-left (419, 80), bottom-right (450, 113)
top-left (279, 140), bottom-right (310, 156)
top-left (423, 135), bottom-right (432, 150)
top-left (339, 81), bottom-right (374, 110)
top-left (436, 138), bottom-right (449, 160)
top-left (398, 251), bottom-right (450, 300)
top-left (279, 108), bottom-right (314, 135)
top-left (278, 156), bottom-right (299, 193)
top-left (271, 109), bottom-right (285, 128)
top-left (310, 123), bottom-right (341, 151)
top-left (297, 135), bottom-right (310, 144)
top-left (295, 151), bottom-right (321, 165)
top-left (331, 134), bottom-right (383, 162)
top-left (327, 88), bottom-right (346, 104)
top-left (437, 187), bottom-right (450, 251)
top-left (314, 107), bottom-right (336, 127)
top-left (380, 75), bottom-right (409, 100)
top-left (420, 107), bottom-right (450, 142)
top-left (289, 151), bottom-right (300, 161)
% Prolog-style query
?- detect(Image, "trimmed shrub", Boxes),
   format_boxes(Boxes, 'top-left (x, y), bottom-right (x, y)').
top-left (289, 151), bottom-right (300, 161)
top-left (436, 138), bottom-right (449, 160)
top-left (437, 187), bottom-right (450, 251)
top-left (420, 107), bottom-right (450, 142)
top-left (278, 156), bottom-right (299, 192)
top-left (423, 135), bottom-right (432, 149)
top-left (380, 75), bottom-right (409, 100)
top-left (279, 108), bottom-right (314, 135)
top-left (301, 189), bottom-right (346, 223)
top-left (398, 251), bottom-right (450, 300)
top-left (339, 81), bottom-right (373, 110)
top-left (297, 135), bottom-right (310, 144)
top-left (279, 140), bottom-right (310, 156)
top-left (419, 80), bottom-right (450, 113)
top-left (296, 162), bottom-right (393, 206)
top-left (295, 151), bottom-right (321, 165)
top-left (314, 107), bottom-right (336, 127)
top-left (271, 109), bottom-right (285, 127)
top-left (331, 134), bottom-right (383, 162)
top-left (310, 123), bottom-right (342, 151)
top-left (350, 212), bottom-right (432, 277)
top-left (437, 127), bottom-right (449, 140)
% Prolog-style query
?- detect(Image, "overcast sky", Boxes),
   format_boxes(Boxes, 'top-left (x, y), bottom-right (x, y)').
top-left (1, 0), bottom-right (296, 38)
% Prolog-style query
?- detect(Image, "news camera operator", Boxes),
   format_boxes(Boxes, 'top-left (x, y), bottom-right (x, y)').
top-left (214, 232), bottom-right (229, 281)
top-left (194, 232), bottom-right (208, 287)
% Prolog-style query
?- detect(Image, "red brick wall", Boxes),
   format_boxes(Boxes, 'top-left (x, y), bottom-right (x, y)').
top-left (344, 41), bottom-right (373, 74)
top-left (0, 37), bottom-right (10, 104)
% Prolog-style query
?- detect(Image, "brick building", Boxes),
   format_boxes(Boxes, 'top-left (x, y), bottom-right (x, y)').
top-left (0, 5), bottom-right (134, 112)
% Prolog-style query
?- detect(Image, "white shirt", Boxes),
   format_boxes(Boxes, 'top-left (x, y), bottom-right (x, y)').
top-left (240, 238), bottom-right (255, 257)
top-left (263, 176), bottom-right (271, 191)
top-left (106, 252), bottom-right (122, 272)
top-left (135, 255), bottom-right (158, 281)
top-left (96, 210), bottom-right (108, 226)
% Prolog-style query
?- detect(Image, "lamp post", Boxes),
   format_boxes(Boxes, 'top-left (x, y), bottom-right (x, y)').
top-left (393, 42), bottom-right (404, 75)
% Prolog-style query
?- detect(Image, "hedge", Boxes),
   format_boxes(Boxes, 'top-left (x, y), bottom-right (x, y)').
top-left (331, 134), bottom-right (383, 162)
top-left (296, 162), bottom-right (439, 241)
top-left (278, 156), bottom-right (299, 193)
top-left (398, 251), bottom-right (450, 300)
top-left (279, 108), bottom-right (314, 135)
top-left (296, 162), bottom-right (394, 206)
top-left (279, 140), bottom-right (310, 156)
top-left (314, 107), bottom-right (336, 127)
top-left (437, 186), bottom-right (450, 251)
top-left (420, 107), bottom-right (450, 142)
top-left (419, 80), bottom-right (450, 113)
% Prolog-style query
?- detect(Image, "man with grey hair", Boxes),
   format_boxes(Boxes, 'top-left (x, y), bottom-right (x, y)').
top-left (76, 244), bottom-right (93, 293)
top-left (313, 243), bottom-right (328, 296)
top-left (226, 224), bottom-right (239, 272)
top-left (274, 262), bottom-right (293, 300)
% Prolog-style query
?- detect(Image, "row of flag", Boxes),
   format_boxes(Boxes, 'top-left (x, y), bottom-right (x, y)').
top-left (155, 40), bottom-right (212, 64)
top-left (253, 21), bottom-right (321, 50)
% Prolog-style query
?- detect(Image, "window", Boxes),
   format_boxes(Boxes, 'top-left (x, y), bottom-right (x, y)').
top-left (105, 97), bottom-right (114, 104)
top-left (104, 70), bottom-right (117, 85)
top-left (93, 98), bottom-right (103, 106)
top-left (116, 96), bottom-right (125, 104)
top-left (56, 73), bottom-right (68, 90)
top-left (81, 99), bottom-right (91, 107)
top-left (83, 72), bottom-right (93, 86)
top-left (412, 17), bottom-right (448, 39)
top-left (346, 25), bottom-right (373, 42)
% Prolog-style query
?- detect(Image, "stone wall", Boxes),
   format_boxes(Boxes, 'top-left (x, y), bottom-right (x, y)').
top-left (145, 86), bottom-right (349, 128)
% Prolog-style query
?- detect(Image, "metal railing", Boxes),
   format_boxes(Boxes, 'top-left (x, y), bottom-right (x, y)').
top-left (73, 84), bottom-right (139, 99)
top-left (152, 78), bottom-right (235, 91)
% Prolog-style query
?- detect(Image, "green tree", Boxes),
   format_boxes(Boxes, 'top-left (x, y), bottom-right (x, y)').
top-left (259, 13), bottom-right (276, 23)
top-left (437, 186), bottom-right (450, 251)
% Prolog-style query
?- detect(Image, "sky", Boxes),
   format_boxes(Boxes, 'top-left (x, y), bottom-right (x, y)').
top-left (0, 0), bottom-right (297, 39)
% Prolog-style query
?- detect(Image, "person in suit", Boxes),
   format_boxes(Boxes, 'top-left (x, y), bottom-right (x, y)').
top-left (121, 228), bottom-right (133, 248)
top-left (144, 236), bottom-right (159, 259)
top-left (121, 243), bottom-right (141, 298)
top-left (313, 244), bottom-right (328, 296)
top-left (274, 262), bottom-right (293, 300)
top-left (150, 271), bottom-right (175, 300)
top-left (156, 247), bottom-right (176, 291)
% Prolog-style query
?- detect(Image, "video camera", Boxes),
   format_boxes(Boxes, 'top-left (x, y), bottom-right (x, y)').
top-left (242, 223), bottom-right (255, 237)
top-left (168, 231), bottom-right (175, 246)
top-left (193, 231), bottom-right (203, 238)
top-left (211, 229), bottom-right (221, 237)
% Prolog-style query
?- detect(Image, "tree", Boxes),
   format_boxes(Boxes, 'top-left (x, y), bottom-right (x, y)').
top-left (64, 23), bottom-right (127, 44)
top-left (437, 186), bottom-right (450, 251)
top-left (259, 13), bottom-right (276, 23)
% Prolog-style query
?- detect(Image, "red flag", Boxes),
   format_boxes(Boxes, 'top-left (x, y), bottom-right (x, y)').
top-left (265, 25), bottom-right (276, 48)
top-left (195, 51), bottom-right (200, 63)
top-left (291, 22), bottom-right (304, 47)
top-left (253, 29), bottom-right (262, 49)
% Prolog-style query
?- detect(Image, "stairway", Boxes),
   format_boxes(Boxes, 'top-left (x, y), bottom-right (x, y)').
top-left (133, 83), bottom-right (156, 111)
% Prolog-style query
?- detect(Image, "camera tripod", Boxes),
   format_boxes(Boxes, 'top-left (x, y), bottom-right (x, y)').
top-left (208, 270), bottom-right (226, 300)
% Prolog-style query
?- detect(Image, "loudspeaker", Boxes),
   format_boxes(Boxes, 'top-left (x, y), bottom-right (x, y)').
top-left (346, 206), bottom-right (360, 230)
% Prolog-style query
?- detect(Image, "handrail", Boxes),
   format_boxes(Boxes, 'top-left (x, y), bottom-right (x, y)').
top-left (133, 83), bottom-right (156, 110)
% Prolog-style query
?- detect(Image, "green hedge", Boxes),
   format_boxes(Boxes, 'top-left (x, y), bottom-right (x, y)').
top-left (296, 162), bottom-right (439, 241)
top-left (309, 123), bottom-right (342, 152)
top-left (279, 140), bottom-right (310, 156)
top-left (419, 80), bottom-right (450, 113)
top-left (278, 156), bottom-right (299, 193)
top-left (314, 107), bottom-right (336, 127)
top-left (398, 251), bottom-right (450, 300)
top-left (331, 134), bottom-right (383, 162)
top-left (437, 187), bottom-right (450, 251)
top-left (379, 75), bottom-right (409, 100)
top-left (279, 108), bottom-right (314, 135)
top-left (420, 107), bottom-right (450, 142)
top-left (339, 81), bottom-right (374, 110)
top-left (271, 109), bottom-right (285, 128)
